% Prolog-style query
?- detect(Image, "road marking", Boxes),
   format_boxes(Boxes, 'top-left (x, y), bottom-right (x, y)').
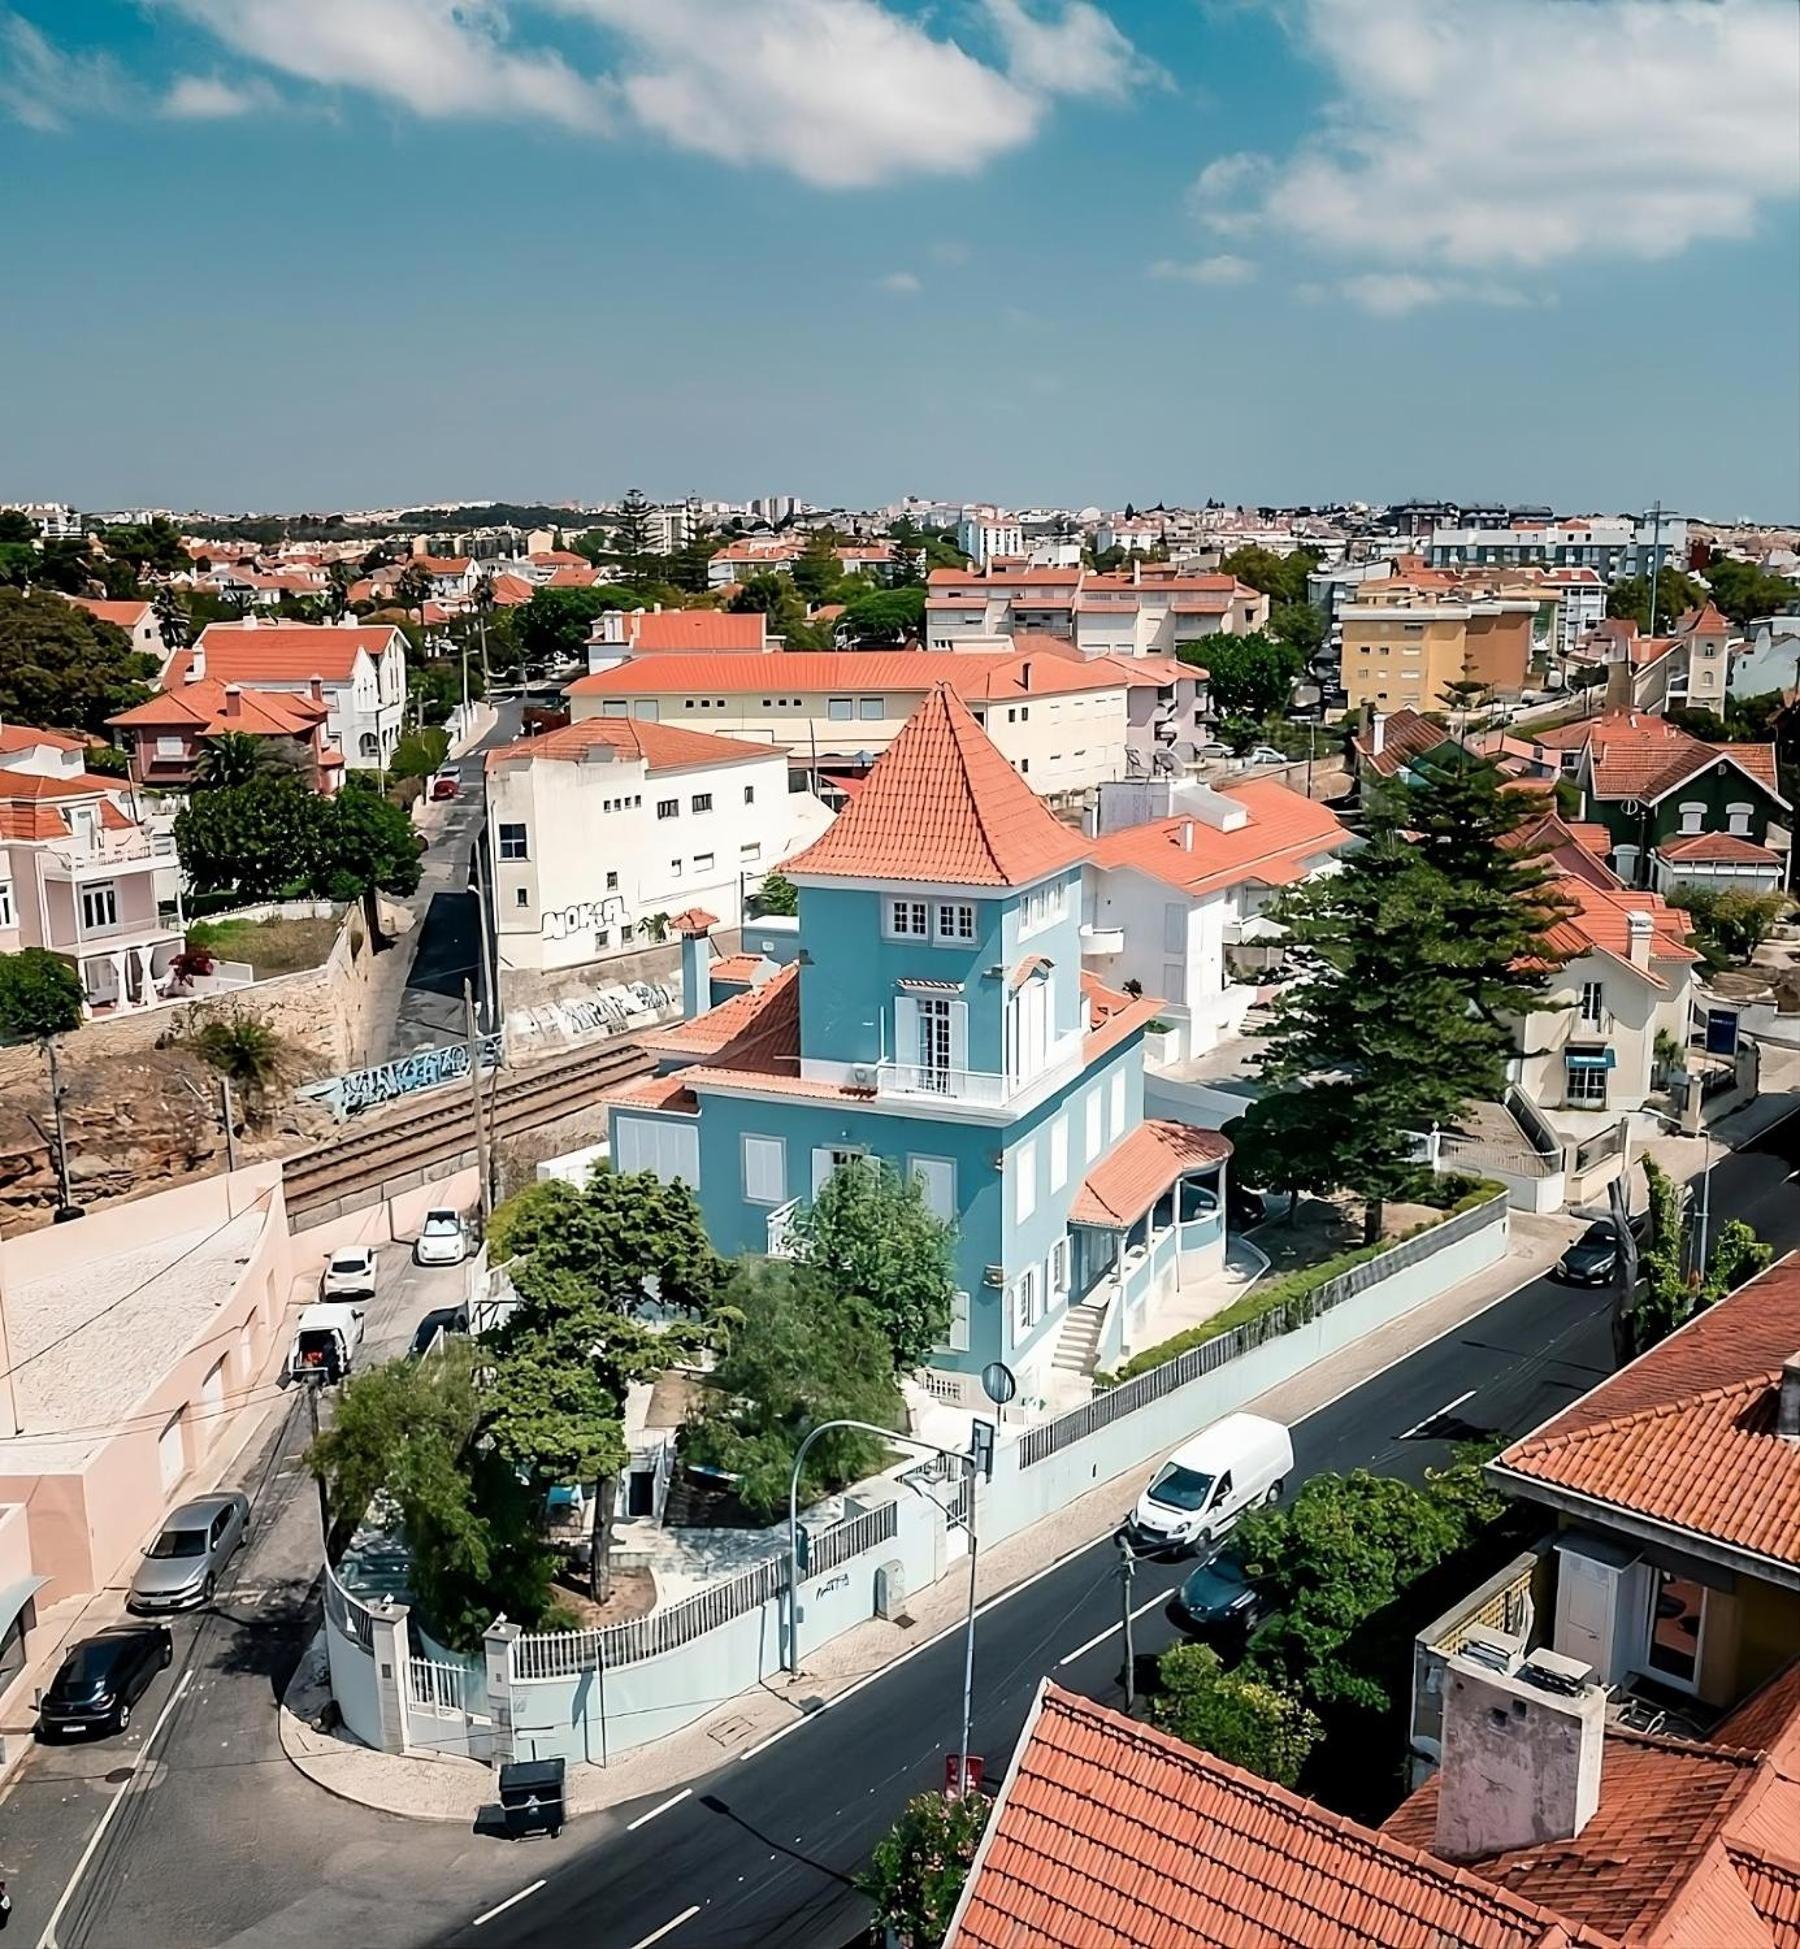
top-left (472, 1879), bottom-right (546, 1928)
top-left (626, 1907), bottom-right (700, 1949)
top-left (1057, 1587), bottom-right (1178, 1667)
top-left (1398, 1388), bottom-right (1476, 1441)
top-left (627, 1788), bottom-right (692, 1830)
top-left (38, 1668), bottom-right (192, 1949)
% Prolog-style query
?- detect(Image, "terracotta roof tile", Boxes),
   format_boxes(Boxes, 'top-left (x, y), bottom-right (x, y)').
top-left (606, 1073), bottom-right (699, 1114)
top-left (67, 596), bottom-right (152, 631)
top-left (181, 624), bottom-right (401, 684)
top-left (0, 723), bottom-right (84, 756)
top-left (706, 953), bottom-right (768, 986)
top-left (484, 718), bottom-right (776, 774)
top-left (782, 687), bottom-right (1087, 888)
top-left (564, 649), bottom-right (1135, 705)
top-left (948, 1684), bottom-right (1613, 1949)
top-left (1068, 1120), bottom-right (1231, 1228)
top-left (1354, 707), bottom-right (1454, 778)
top-left (1088, 781), bottom-right (1350, 898)
top-left (1714, 1659), bottom-right (1800, 1765)
top-left (109, 677), bottom-right (326, 738)
top-left (1080, 973), bottom-right (1164, 1065)
top-left (641, 961), bottom-right (800, 1069)
top-left (1556, 712), bottom-right (1784, 805)
top-left (1538, 875), bottom-right (1695, 973)
top-left (1654, 832), bottom-right (1782, 865)
top-left (628, 610), bottom-right (768, 652)
top-left (1494, 1256), bottom-right (1800, 1569)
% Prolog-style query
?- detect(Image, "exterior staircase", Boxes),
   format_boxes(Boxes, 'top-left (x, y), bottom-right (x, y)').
top-left (1052, 1298), bottom-right (1108, 1381)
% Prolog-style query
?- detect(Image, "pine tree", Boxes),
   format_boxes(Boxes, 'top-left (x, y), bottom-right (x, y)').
top-left (611, 487), bottom-right (662, 593)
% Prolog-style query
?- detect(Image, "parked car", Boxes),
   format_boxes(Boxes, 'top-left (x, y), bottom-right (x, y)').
top-left (429, 769), bottom-right (461, 801)
top-left (1553, 1215), bottom-right (1645, 1287)
top-left (128, 1492), bottom-right (250, 1614)
top-left (1195, 741), bottom-right (1232, 759)
top-left (287, 1300), bottom-right (367, 1383)
top-left (1245, 745), bottom-right (1289, 766)
top-left (1227, 1182), bottom-right (1274, 1233)
top-left (1128, 1414), bottom-right (1294, 1556)
top-left (408, 1305), bottom-right (470, 1360)
top-left (320, 1246), bottom-right (378, 1301)
top-left (37, 1625), bottom-right (172, 1739)
top-left (1170, 1543), bottom-right (1268, 1652)
top-left (414, 1208), bottom-right (469, 1267)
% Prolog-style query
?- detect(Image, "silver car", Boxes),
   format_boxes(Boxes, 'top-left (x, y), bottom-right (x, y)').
top-left (127, 1493), bottom-right (250, 1614)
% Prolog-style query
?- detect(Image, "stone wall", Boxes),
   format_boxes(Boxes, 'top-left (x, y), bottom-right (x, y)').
top-left (498, 931), bottom-right (730, 1019)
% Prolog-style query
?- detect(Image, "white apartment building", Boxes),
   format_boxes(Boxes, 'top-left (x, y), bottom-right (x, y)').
top-left (926, 564), bottom-right (1268, 659)
top-left (1082, 777), bottom-right (1352, 1059)
top-left (1543, 568), bottom-right (1607, 662)
top-left (957, 514), bottom-right (1025, 568)
top-left (1427, 516), bottom-right (1686, 581)
top-left (178, 621), bottom-right (407, 768)
top-left (6, 502), bottom-right (80, 540)
top-left (483, 719), bottom-right (832, 980)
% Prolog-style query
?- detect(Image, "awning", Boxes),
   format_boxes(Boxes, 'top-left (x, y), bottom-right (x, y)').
top-left (1068, 1120), bottom-right (1233, 1230)
top-left (0, 1574), bottom-right (48, 1638)
top-left (1565, 1048), bottom-right (1616, 1071)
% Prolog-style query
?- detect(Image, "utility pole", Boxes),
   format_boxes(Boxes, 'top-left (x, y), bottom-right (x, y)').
top-left (219, 1076), bottom-right (239, 1173)
top-left (463, 978), bottom-right (494, 1224)
top-left (303, 1376), bottom-right (330, 1542)
top-left (1646, 500), bottom-right (1666, 638)
top-left (1116, 1533), bottom-right (1137, 1715)
top-left (44, 1036), bottom-right (82, 1224)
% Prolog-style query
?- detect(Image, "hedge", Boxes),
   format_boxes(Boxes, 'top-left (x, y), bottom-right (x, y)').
top-left (1093, 1181), bottom-right (1503, 1390)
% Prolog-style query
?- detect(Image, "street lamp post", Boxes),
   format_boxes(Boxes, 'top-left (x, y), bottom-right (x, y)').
top-left (1635, 1105), bottom-right (1715, 1278)
top-left (786, 1417), bottom-right (989, 1794)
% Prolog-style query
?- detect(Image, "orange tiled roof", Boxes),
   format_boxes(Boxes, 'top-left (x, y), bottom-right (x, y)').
top-left (1539, 874), bottom-right (1695, 975)
top-left (947, 1683), bottom-right (1614, 1949)
top-left (1675, 601), bottom-right (1733, 637)
top-left (1080, 972), bottom-right (1164, 1065)
top-left (628, 610), bottom-right (768, 652)
top-left (707, 953), bottom-right (768, 986)
top-left (109, 678), bottom-right (325, 738)
top-left (0, 802), bottom-right (66, 840)
top-left (564, 649), bottom-right (1137, 705)
top-left (1087, 780), bottom-right (1350, 898)
top-left (0, 765), bottom-right (128, 801)
top-left (181, 624), bottom-right (400, 684)
top-left (1068, 1119), bottom-right (1231, 1228)
top-left (606, 1073), bottom-right (700, 1115)
top-left (1495, 1255), bottom-right (1800, 1570)
top-left (1354, 706), bottom-right (1455, 778)
top-left (641, 960), bottom-right (799, 1068)
top-left (0, 723), bottom-right (84, 757)
top-left (484, 717), bottom-right (776, 774)
top-left (1505, 812), bottom-right (1621, 890)
top-left (545, 564), bottom-right (599, 587)
top-left (1655, 832), bottom-right (1781, 865)
top-left (1560, 712), bottom-right (1784, 804)
top-left (68, 596), bottom-right (152, 630)
top-left (782, 686), bottom-right (1087, 888)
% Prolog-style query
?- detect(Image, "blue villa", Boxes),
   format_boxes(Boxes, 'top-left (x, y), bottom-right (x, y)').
top-left (604, 686), bottom-right (1230, 1409)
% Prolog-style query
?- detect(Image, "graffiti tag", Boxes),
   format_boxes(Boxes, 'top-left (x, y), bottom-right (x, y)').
top-left (298, 1033), bottom-right (504, 1121)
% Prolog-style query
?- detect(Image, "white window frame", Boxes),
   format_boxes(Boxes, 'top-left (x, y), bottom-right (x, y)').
top-left (1049, 1114), bottom-right (1069, 1192)
top-left (945, 1289), bottom-right (971, 1354)
top-left (887, 898), bottom-right (929, 939)
top-left (1109, 1070), bottom-right (1126, 1140)
top-left (1726, 802), bottom-right (1754, 836)
top-left (496, 822), bottom-right (529, 862)
top-left (1084, 1089), bottom-right (1102, 1161)
top-left (1578, 980), bottom-right (1604, 1026)
top-left (1677, 801), bottom-right (1705, 836)
top-left (1014, 1138), bottom-right (1038, 1223)
top-left (154, 733), bottom-right (186, 759)
top-left (934, 901), bottom-right (977, 945)
top-left (1013, 1263), bottom-right (1041, 1340)
top-left (742, 1134), bottom-right (786, 1206)
top-left (909, 1155), bottom-right (955, 1222)
top-left (1566, 1062), bottom-right (1608, 1108)
top-left (0, 880), bottom-right (12, 929)
top-left (81, 881), bottom-right (118, 931)
top-left (857, 696), bottom-right (884, 721)
top-left (1049, 1236), bottom-right (1070, 1300)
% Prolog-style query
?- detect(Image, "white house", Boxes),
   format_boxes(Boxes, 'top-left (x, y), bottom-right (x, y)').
top-left (177, 621), bottom-right (407, 769)
top-left (957, 514), bottom-right (1025, 569)
top-left (67, 596), bottom-right (166, 662)
top-left (925, 564), bottom-right (1267, 659)
top-left (483, 718), bottom-right (833, 981)
top-left (1082, 776), bottom-right (1353, 1059)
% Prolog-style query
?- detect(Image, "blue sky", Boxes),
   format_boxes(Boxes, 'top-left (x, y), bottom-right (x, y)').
top-left (3, 0), bottom-right (1796, 517)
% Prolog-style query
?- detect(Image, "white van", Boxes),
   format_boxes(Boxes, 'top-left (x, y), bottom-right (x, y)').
top-left (288, 1301), bottom-right (367, 1384)
top-left (1127, 1413), bottom-right (1294, 1555)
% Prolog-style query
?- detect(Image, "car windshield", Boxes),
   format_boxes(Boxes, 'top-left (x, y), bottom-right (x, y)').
top-left (1148, 1463), bottom-right (1215, 1512)
top-left (146, 1528), bottom-right (208, 1560)
top-left (1181, 1555), bottom-right (1249, 1609)
top-left (59, 1641), bottom-right (127, 1686)
top-left (422, 1216), bottom-right (459, 1236)
top-left (329, 1255), bottom-right (368, 1273)
top-left (1575, 1226), bottom-right (1617, 1251)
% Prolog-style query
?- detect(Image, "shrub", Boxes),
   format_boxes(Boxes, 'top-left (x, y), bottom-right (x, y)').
top-left (1150, 1642), bottom-right (1321, 1788)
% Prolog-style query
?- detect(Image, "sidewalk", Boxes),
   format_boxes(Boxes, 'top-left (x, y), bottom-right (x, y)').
top-left (276, 1205), bottom-right (1585, 1823)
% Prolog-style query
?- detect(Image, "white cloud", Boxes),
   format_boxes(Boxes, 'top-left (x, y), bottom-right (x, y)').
top-left (159, 0), bottom-right (614, 132)
top-left (157, 0), bottom-right (1146, 189)
top-left (1193, 0), bottom-right (1800, 294)
top-left (878, 270), bottom-right (923, 295)
top-left (981, 0), bottom-right (1155, 101)
top-left (162, 71), bottom-right (273, 118)
top-left (1150, 253), bottom-right (1257, 285)
top-left (0, 10), bottom-right (123, 130)
top-left (1336, 273), bottom-right (1534, 316)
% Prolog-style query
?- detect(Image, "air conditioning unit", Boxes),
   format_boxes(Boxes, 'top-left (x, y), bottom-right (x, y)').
top-left (982, 1264), bottom-right (1006, 1287)
top-left (850, 1064), bottom-right (877, 1087)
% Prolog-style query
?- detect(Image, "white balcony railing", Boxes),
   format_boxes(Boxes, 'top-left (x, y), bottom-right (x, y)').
top-left (765, 1197), bottom-right (800, 1259)
top-left (42, 831), bottom-right (164, 879)
top-left (1080, 922), bottom-right (1125, 955)
top-left (876, 1026), bottom-right (1085, 1109)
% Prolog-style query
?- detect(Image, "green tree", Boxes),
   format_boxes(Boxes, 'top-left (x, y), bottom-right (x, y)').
top-left (0, 509), bottom-right (35, 544)
top-left (884, 521), bottom-right (924, 588)
top-left (789, 1159), bottom-right (956, 1372)
top-left (755, 870), bottom-right (798, 917)
top-left (319, 775), bottom-right (423, 944)
top-left (1607, 566), bottom-right (1705, 634)
top-left (1698, 557), bottom-right (1799, 627)
top-left (35, 537), bottom-right (100, 596)
top-left (727, 572), bottom-right (830, 647)
top-left (792, 529), bottom-right (844, 605)
top-left (192, 729), bottom-right (286, 791)
top-left (100, 516), bottom-right (186, 578)
top-left (188, 1008), bottom-right (288, 1122)
top-left (152, 583), bottom-right (193, 655)
top-left (837, 585), bottom-right (925, 646)
top-left (0, 588), bottom-right (158, 734)
top-left (1150, 1642), bottom-right (1321, 1788)
top-left (389, 725), bottom-right (451, 781)
top-left (325, 558), bottom-right (354, 621)
top-left (1675, 885), bottom-right (1788, 969)
top-left (393, 560), bottom-right (432, 634)
top-left (174, 771), bottom-right (325, 900)
top-left (610, 489), bottom-right (663, 592)
top-left (1622, 1158), bottom-right (1774, 1359)
top-left (1181, 631), bottom-right (1303, 720)
top-left (1219, 544), bottom-right (1321, 608)
top-left (0, 948), bottom-right (84, 1041)
top-left (518, 585), bottom-right (640, 667)
top-left (1268, 600), bottom-right (1325, 660)
top-left (861, 1789), bottom-right (991, 1949)
top-left (683, 1261), bottom-right (900, 1518)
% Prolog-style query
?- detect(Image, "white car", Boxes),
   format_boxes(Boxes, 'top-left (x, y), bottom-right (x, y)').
top-left (320, 1247), bottom-right (378, 1301)
top-left (413, 1209), bottom-right (469, 1267)
top-left (1246, 745), bottom-right (1289, 766)
top-left (1127, 1414), bottom-right (1294, 1557)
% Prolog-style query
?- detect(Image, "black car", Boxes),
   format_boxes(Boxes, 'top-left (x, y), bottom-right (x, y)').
top-left (37, 1625), bottom-right (172, 1739)
top-left (1169, 1546), bottom-right (1267, 1651)
top-left (409, 1305), bottom-right (470, 1360)
top-left (1554, 1219), bottom-right (1634, 1286)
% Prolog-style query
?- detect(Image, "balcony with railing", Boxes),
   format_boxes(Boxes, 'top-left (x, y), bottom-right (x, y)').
top-left (41, 829), bottom-right (175, 880)
top-left (876, 1024), bottom-right (1085, 1110)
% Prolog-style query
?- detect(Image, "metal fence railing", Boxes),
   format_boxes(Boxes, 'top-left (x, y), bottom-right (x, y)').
top-left (806, 1501), bottom-right (899, 1578)
top-left (407, 1655), bottom-right (480, 1715)
top-left (325, 1564), bottom-right (376, 1653)
top-left (1572, 1122), bottom-right (1627, 1176)
top-left (1017, 1191), bottom-right (1508, 1470)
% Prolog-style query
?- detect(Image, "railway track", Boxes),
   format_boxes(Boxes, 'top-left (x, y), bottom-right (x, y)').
top-left (282, 1036), bottom-right (655, 1220)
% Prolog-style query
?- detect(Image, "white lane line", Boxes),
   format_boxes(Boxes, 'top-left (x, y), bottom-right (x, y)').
top-left (1057, 1587), bottom-right (1177, 1667)
top-left (472, 1879), bottom-right (546, 1928)
top-left (627, 1788), bottom-right (692, 1831)
top-left (1398, 1388), bottom-right (1476, 1441)
top-left (627, 1906), bottom-right (700, 1949)
top-left (39, 1668), bottom-right (193, 1949)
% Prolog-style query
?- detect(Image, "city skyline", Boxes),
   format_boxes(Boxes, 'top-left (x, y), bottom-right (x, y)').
top-left (2, 0), bottom-right (1796, 516)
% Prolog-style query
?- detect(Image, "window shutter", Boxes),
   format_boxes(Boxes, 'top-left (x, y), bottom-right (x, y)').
top-left (812, 1147), bottom-right (836, 1197)
top-left (949, 1000), bottom-right (969, 1075)
top-left (895, 994), bottom-right (919, 1067)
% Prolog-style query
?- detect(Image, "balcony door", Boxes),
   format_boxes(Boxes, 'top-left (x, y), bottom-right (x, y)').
top-left (917, 996), bottom-right (954, 1093)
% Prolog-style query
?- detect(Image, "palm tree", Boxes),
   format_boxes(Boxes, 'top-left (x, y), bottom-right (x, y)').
top-left (152, 583), bottom-right (193, 656)
top-left (192, 731), bottom-right (275, 791)
top-left (325, 559), bottom-right (353, 621)
top-left (394, 561), bottom-right (432, 638)
top-left (188, 1009), bottom-right (287, 1125)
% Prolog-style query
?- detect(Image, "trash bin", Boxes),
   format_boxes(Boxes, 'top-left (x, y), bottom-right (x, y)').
top-left (498, 1757), bottom-right (566, 1840)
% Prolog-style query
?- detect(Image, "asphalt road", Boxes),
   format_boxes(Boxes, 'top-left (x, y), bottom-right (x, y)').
top-left (13, 1112), bottom-right (1793, 1948)
top-left (451, 1109), bottom-right (1800, 1949)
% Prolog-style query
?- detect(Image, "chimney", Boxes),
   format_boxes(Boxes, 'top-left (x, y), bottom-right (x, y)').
top-left (224, 684), bottom-right (242, 719)
top-left (1178, 819), bottom-right (1194, 851)
top-left (673, 909), bottom-right (718, 1021)
top-left (1019, 661), bottom-right (1032, 692)
top-left (188, 642), bottom-right (206, 682)
top-left (1779, 1352), bottom-right (1800, 1440)
top-left (1626, 910), bottom-right (1654, 968)
top-left (309, 674), bottom-right (324, 705)
top-left (1434, 1649), bottom-right (1606, 1863)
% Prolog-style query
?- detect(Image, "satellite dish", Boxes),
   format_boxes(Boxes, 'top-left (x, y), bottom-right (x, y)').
top-left (981, 1361), bottom-right (1017, 1407)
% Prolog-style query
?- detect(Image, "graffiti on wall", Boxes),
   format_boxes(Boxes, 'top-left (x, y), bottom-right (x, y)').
top-left (298, 1033), bottom-right (504, 1121)
top-left (540, 896), bottom-right (627, 943)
